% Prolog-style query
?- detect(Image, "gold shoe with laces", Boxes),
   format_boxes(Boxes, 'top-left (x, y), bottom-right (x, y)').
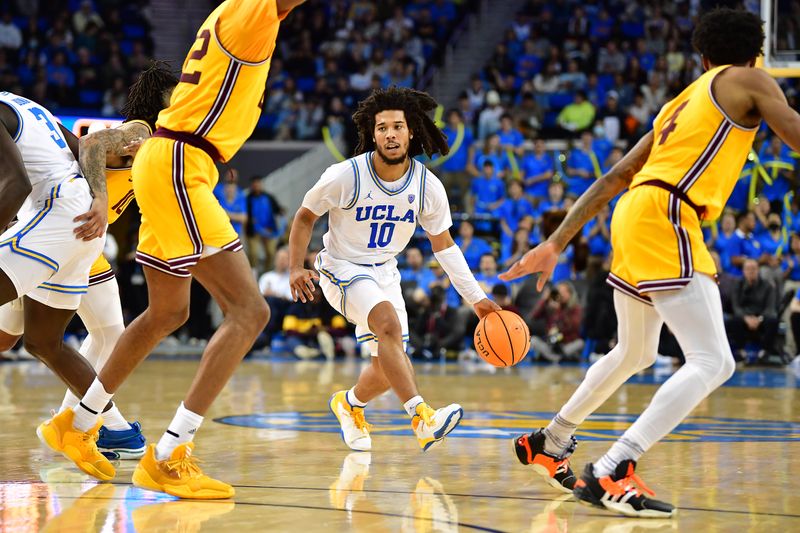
top-left (132, 443), bottom-right (234, 499)
top-left (411, 402), bottom-right (464, 451)
top-left (37, 408), bottom-right (115, 481)
top-left (329, 390), bottom-right (372, 451)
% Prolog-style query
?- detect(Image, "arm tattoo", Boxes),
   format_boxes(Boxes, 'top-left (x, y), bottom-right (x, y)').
top-left (551, 131), bottom-right (654, 249)
top-left (79, 123), bottom-right (150, 197)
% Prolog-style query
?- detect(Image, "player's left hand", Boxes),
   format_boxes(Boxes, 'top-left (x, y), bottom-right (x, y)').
top-left (121, 136), bottom-right (146, 156)
top-left (74, 195), bottom-right (108, 241)
top-left (473, 298), bottom-right (501, 319)
top-left (499, 240), bottom-right (559, 291)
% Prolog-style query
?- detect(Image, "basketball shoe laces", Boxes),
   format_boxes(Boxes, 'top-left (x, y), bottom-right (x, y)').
top-left (599, 470), bottom-right (655, 498)
top-left (351, 409), bottom-right (372, 433)
top-left (417, 404), bottom-right (436, 427)
top-left (165, 454), bottom-right (203, 479)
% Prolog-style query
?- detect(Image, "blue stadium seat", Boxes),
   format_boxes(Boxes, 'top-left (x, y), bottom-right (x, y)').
top-left (79, 89), bottom-right (102, 106)
top-left (548, 93), bottom-right (574, 110)
top-left (119, 40), bottom-right (134, 56)
top-left (122, 23), bottom-right (146, 39)
top-left (296, 77), bottom-right (316, 93)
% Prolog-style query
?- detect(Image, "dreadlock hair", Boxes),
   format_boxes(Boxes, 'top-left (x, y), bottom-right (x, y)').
top-left (352, 87), bottom-right (450, 159)
top-left (691, 8), bottom-right (764, 67)
top-left (120, 60), bottom-right (179, 131)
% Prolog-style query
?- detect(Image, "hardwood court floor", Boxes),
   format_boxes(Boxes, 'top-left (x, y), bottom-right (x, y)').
top-left (0, 357), bottom-right (798, 532)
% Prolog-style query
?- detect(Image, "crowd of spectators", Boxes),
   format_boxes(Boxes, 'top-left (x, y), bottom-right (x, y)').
top-left (0, 0), bottom-right (154, 116)
top-left (252, 0), bottom-right (475, 140)
top-left (4, 1), bottom-right (800, 367)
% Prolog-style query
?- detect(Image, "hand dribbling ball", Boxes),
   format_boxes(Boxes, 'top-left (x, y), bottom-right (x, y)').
top-left (473, 310), bottom-right (530, 367)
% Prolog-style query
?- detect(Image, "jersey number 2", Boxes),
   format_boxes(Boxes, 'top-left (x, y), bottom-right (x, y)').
top-left (180, 29), bottom-right (211, 85)
top-left (368, 222), bottom-right (395, 249)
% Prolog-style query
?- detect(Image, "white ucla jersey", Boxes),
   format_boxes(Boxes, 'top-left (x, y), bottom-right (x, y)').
top-left (0, 91), bottom-right (80, 214)
top-left (302, 152), bottom-right (452, 265)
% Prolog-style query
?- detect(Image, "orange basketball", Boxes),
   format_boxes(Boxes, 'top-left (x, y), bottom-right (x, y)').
top-left (473, 310), bottom-right (530, 367)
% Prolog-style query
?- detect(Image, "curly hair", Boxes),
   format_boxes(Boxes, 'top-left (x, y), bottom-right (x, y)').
top-left (352, 87), bottom-right (449, 158)
top-left (121, 60), bottom-right (178, 131)
top-left (691, 8), bottom-right (764, 66)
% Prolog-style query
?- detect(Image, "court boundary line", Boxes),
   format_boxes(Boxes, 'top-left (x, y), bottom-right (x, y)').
top-left (8, 481), bottom-right (800, 520)
top-left (3, 491), bottom-right (508, 533)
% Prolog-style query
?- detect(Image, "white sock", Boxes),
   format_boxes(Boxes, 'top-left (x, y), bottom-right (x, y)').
top-left (73, 378), bottom-right (113, 432)
top-left (543, 413), bottom-right (577, 456)
top-left (59, 390), bottom-right (80, 414)
top-left (403, 395), bottom-right (424, 417)
top-left (594, 437), bottom-right (645, 478)
top-left (101, 403), bottom-right (131, 431)
top-left (155, 402), bottom-right (204, 460)
top-left (346, 388), bottom-right (366, 408)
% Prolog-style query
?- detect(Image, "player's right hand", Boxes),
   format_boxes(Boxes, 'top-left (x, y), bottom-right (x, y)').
top-left (499, 240), bottom-right (559, 291)
top-left (290, 267), bottom-right (320, 303)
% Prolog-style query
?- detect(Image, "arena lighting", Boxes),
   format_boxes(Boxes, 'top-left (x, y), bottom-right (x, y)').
top-left (57, 115), bottom-right (123, 137)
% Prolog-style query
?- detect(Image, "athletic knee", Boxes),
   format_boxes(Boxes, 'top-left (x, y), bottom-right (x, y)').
top-left (229, 293), bottom-right (270, 334)
top-left (717, 350), bottom-right (736, 383)
top-left (23, 334), bottom-right (61, 360)
top-left (370, 311), bottom-right (403, 342)
top-left (147, 305), bottom-right (190, 334)
top-left (609, 341), bottom-right (658, 370)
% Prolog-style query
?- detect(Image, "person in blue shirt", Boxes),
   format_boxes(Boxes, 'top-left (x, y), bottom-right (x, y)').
top-left (752, 194), bottom-right (772, 237)
top-left (582, 204), bottom-right (612, 258)
top-left (521, 138), bottom-right (554, 201)
top-left (475, 253), bottom-right (509, 297)
top-left (728, 165), bottom-right (754, 214)
top-left (454, 220), bottom-right (493, 271)
top-left (470, 160), bottom-right (505, 215)
top-left (710, 211), bottom-right (738, 273)
top-left (400, 248), bottom-right (436, 290)
top-left (502, 227), bottom-right (533, 269)
top-left (218, 181), bottom-right (247, 236)
top-left (728, 211), bottom-right (761, 277)
top-left (435, 109), bottom-right (475, 210)
top-left (538, 180), bottom-right (566, 217)
top-left (497, 113), bottom-right (525, 152)
top-left (782, 233), bottom-right (800, 283)
top-left (759, 136), bottom-right (795, 204)
top-left (758, 213), bottom-right (788, 289)
top-left (245, 176), bottom-right (277, 273)
top-left (499, 180), bottom-right (536, 260)
top-left (566, 131), bottom-right (602, 196)
top-left (427, 259), bottom-right (463, 309)
top-left (469, 133), bottom-right (509, 179)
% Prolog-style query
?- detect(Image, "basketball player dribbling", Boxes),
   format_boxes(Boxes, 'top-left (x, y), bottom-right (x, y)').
top-left (38, 0), bottom-right (306, 499)
top-left (289, 87), bottom-right (500, 452)
top-left (500, 8), bottom-right (800, 517)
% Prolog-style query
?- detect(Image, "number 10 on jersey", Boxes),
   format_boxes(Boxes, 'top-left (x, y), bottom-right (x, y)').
top-left (367, 222), bottom-right (395, 249)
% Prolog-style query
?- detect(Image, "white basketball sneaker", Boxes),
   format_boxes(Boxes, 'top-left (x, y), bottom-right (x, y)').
top-left (329, 390), bottom-right (372, 451)
top-left (411, 402), bottom-right (464, 451)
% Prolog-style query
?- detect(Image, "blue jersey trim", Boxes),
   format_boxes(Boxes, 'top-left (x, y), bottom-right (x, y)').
top-left (0, 101), bottom-right (24, 142)
top-left (365, 152), bottom-right (415, 196)
top-left (343, 158), bottom-right (360, 210)
top-left (0, 184), bottom-right (61, 271)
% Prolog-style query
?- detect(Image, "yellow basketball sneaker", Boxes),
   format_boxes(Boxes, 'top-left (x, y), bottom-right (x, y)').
top-left (329, 390), bottom-right (372, 451)
top-left (132, 443), bottom-right (234, 499)
top-left (36, 408), bottom-right (116, 481)
top-left (411, 402), bottom-right (463, 451)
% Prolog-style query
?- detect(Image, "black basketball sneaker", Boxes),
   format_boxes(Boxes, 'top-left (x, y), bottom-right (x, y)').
top-left (573, 460), bottom-right (676, 518)
top-left (512, 429), bottom-right (577, 494)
